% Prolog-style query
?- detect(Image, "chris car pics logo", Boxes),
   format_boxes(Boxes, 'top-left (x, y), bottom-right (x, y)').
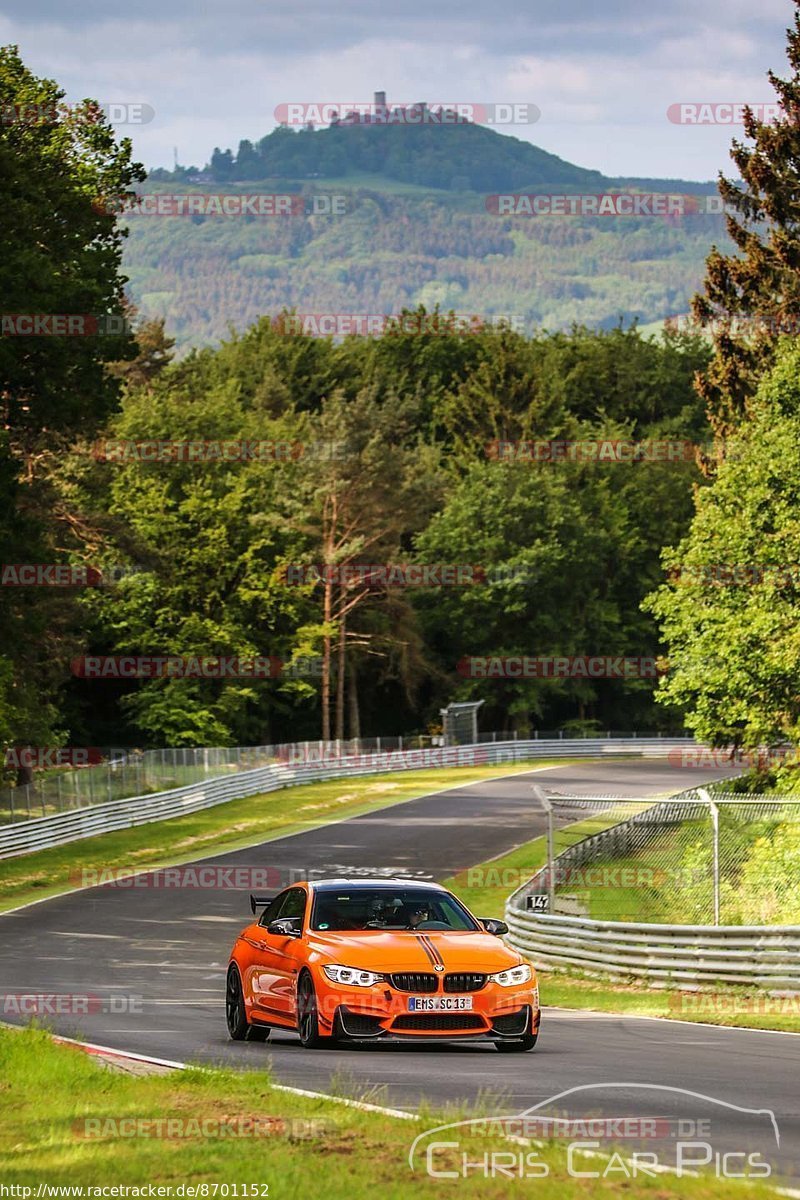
top-left (408, 1084), bottom-right (779, 1181)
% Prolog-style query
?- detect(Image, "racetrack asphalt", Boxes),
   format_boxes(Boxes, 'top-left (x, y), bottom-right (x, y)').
top-left (1, 758), bottom-right (798, 1181)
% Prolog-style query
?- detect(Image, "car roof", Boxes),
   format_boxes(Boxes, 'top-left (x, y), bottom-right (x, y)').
top-left (308, 878), bottom-right (447, 891)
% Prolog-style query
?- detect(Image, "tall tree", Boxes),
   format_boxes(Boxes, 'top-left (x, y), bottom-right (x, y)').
top-left (0, 45), bottom-right (144, 752)
top-left (294, 390), bottom-right (440, 740)
top-left (645, 341), bottom-right (800, 751)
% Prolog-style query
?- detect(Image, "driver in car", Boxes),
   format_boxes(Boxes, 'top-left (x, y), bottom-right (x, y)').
top-left (365, 897), bottom-right (404, 927)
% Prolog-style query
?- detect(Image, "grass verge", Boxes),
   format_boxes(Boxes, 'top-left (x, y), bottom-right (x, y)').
top-left (0, 759), bottom-right (573, 914)
top-left (0, 1025), bottom-right (781, 1197)
top-left (444, 836), bottom-right (800, 1035)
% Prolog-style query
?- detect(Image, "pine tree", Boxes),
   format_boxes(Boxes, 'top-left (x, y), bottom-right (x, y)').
top-left (693, 0), bottom-right (800, 441)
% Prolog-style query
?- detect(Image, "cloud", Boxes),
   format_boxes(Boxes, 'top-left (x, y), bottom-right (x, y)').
top-left (0, 0), bottom-right (793, 177)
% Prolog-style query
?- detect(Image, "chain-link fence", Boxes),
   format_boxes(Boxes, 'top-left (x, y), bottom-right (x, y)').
top-left (526, 787), bottom-right (800, 926)
top-left (0, 740), bottom-right (404, 825)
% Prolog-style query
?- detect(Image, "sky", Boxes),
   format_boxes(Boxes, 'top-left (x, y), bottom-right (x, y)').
top-left (0, 0), bottom-right (794, 180)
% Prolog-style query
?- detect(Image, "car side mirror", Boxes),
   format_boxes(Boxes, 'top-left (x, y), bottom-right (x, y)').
top-left (267, 918), bottom-right (302, 938)
top-left (482, 918), bottom-right (508, 936)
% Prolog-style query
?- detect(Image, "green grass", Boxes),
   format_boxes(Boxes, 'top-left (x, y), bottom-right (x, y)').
top-left (0, 759), bottom-right (574, 914)
top-left (444, 827), bottom-right (800, 1035)
top-left (0, 1026), bottom-right (781, 1197)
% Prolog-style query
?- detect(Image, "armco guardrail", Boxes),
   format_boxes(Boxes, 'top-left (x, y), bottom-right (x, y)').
top-left (504, 907), bottom-right (800, 989)
top-left (0, 736), bottom-right (699, 859)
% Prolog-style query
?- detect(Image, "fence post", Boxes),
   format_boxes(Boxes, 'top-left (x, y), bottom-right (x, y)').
top-left (532, 785), bottom-right (554, 913)
top-left (698, 788), bottom-right (720, 925)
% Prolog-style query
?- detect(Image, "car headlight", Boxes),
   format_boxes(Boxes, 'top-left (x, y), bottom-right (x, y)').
top-left (322, 964), bottom-right (385, 987)
top-left (489, 963), bottom-right (533, 988)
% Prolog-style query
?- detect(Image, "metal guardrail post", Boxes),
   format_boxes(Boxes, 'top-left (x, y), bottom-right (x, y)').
top-left (697, 788), bottom-right (720, 925)
top-left (532, 785), bottom-right (554, 912)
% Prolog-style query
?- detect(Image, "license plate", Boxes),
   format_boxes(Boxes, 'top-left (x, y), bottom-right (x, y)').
top-left (408, 996), bottom-right (473, 1011)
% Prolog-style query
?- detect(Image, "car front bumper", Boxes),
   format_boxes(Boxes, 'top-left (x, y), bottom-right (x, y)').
top-left (315, 977), bottom-right (540, 1040)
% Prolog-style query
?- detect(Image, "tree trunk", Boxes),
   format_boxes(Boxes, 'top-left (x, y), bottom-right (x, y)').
top-left (321, 573), bottom-right (332, 742)
top-left (348, 656), bottom-right (360, 742)
top-left (335, 613), bottom-right (346, 741)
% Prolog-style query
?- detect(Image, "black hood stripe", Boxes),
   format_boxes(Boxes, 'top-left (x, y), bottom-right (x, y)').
top-left (419, 933), bottom-right (445, 967)
top-left (415, 934), bottom-right (439, 967)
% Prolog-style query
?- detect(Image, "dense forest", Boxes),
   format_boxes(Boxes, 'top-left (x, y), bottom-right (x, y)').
top-left (122, 184), bottom-right (732, 350)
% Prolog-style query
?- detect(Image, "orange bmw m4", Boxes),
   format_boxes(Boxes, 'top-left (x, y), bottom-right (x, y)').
top-left (226, 878), bottom-right (540, 1050)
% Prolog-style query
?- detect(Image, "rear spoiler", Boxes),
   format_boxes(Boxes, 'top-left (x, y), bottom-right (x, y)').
top-left (250, 893), bottom-right (274, 915)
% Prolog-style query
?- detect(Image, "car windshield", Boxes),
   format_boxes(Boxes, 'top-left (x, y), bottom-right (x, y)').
top-left (310, 888), bottom-right (480, 932)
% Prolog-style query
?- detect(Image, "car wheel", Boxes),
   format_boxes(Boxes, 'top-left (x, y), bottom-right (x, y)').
top-left (495, 1032), bottom-right (538, 1052)
top-left (226, 964), bottom-right (270, 1042)
top-left (296, 972), bottom-right (329, 1049)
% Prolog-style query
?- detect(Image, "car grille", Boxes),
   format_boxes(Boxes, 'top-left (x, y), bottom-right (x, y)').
top-left (444, 972), bottom-right (487, 993)
top-left (389, 972), bottom-right (438, 993)
top-left (393, 1014), bottom-right (485, 1032)
top-left (491, 1008), bottom-right (530, 1036)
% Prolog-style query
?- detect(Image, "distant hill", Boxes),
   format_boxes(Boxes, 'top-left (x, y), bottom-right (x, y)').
top-left (131, 119), bottom-right (729, 349)
top-left (155, 120), bottom-right (608, 192)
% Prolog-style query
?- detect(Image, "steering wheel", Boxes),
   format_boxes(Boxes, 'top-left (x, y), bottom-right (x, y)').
top-left (409, 920), bottom-right (451, 931)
